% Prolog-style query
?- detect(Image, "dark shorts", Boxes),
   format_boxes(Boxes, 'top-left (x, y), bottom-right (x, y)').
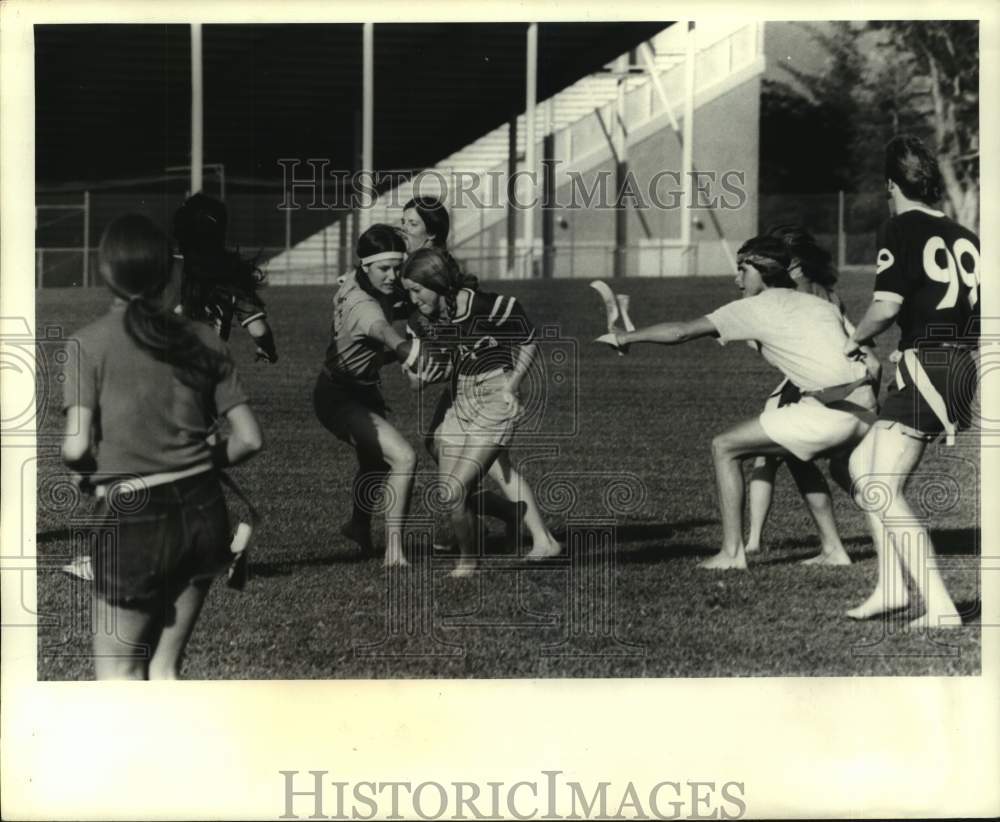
top-left (91, 471), bottom-right (231, 608)
top-left (879, 346), bottom-right (977, 436)
top-left (313, 369), bottom-right (387, 443)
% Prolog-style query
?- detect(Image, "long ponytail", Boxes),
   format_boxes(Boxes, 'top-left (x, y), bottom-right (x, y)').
top-left (101, 215), bottom-right (226, 391)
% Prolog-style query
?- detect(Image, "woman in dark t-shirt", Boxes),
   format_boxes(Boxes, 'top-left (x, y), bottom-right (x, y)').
top-left (62, 214), bottom-right (263, 680)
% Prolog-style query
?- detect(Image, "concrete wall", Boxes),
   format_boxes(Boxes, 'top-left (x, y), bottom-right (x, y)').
top-left (451, 69), bottom-right (761, 280)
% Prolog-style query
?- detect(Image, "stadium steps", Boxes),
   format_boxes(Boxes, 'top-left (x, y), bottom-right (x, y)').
top-left (266, 22), bottom-right (763, 280)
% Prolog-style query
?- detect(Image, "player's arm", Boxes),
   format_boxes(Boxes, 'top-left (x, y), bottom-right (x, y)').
top-left (615, 316), bottom-right (718, 347)
top-left (369, 317), bottom-right (444, 381)
top-left (507, 341), bottom-right (537, 396)
top-left (62, 406), bottom-right (96, 484)
top-left (845, 300), bottom-right (900, 356)
top-left (211, 404), bottom-right (264, 468)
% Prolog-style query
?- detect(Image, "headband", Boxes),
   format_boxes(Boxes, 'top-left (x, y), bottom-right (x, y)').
top-left (360, 251), bottom-right (404, 266)
top-left (738, 252), bottom-right (782, 270)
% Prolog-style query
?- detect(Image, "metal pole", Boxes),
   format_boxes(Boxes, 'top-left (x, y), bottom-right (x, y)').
top-left (614, 54), bottom-right (628, 279)
top-left (523, 22), bottom-right (538, 279)
top-left (361, 22), bottom-right (374, 232)
top-left (190, 24), bottom-right (203, 194)
top-left (837, 190), bottom-right (846, 270)
top-left (680, 21), bottom-right (695, 256)
top-left (285, 206), bottom-right (291, 275)
top-left (506, 114), bottom-right (517, 275)
top-left (82, 190), bottom-right (90, 287)
top-left (542, 98), bottom-right (555, 279)
top-left (638, 42), bottom-right (679, 132)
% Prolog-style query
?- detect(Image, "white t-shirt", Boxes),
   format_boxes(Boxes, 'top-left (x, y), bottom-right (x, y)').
top-left (706, 288), bottom-right (867, 391)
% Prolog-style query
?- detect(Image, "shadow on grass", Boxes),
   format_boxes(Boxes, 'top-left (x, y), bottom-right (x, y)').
top-left (250, 552), bottom-right (371, 577)
top-left (551, 518), bottom-right (715, 544)
top-left (752, 529), bottom-right (979, 568)
top-left (618, 542), bottom-right (717, 563)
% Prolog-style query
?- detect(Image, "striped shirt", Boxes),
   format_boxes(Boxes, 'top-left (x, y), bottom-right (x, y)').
top-left (322, 272), bottom-right (392, 384)
top-left (413, 289), bottom-right (536, 380)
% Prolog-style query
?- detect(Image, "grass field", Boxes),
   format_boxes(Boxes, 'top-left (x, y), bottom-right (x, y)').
top-left (33, 273), bottom-right (982, 679)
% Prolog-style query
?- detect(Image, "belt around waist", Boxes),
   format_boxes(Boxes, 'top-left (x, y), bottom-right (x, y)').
top-left (94, 462), bottom-right (214, 498)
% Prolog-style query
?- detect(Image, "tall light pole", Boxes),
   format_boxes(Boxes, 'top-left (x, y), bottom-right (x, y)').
top-left (522, 23), bottom-right (538, 278)
top-left (190, 23), bottom-right (203, 194)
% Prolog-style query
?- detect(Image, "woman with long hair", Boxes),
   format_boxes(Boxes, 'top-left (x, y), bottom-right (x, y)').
top-left (313, 223), bottom-right (427, 567)
top-left (61, 214), bottom-right (263, 679)
top-left (174, 192), bottom-right (279, 363)
top-left (399, 199), bottom-right (558, 555)
top-left (401, 247), bottom-right (557, 576)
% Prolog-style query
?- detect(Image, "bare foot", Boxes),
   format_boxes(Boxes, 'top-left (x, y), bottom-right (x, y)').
top-left (340, 520), bottom-right (374, 556)
top-left (744, 542), bottom-right (762, 554)
top-left (525, 541), bottom-right (562, 560)
top-left (909, 609), bottom-right (962, 630)
top-left (449, 558), bottom-right (477, 578)
top-left (845, 588), bottom-right (909, 620)
top-left (383, 550), bottom-right (410, 568)
top-left (801, 548), bottom-right (851, 567)
top-left (698, 549), bottom-right (748, 571)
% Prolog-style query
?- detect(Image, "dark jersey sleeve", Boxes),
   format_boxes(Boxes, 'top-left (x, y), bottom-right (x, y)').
top-left (478, 292), bottom-right (536, 345)
top-left (873, 219), bottom-right (913, 305)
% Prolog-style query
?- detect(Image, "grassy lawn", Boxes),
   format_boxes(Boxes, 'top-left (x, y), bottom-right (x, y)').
top-left (33, 273), bottom-right (981, 679)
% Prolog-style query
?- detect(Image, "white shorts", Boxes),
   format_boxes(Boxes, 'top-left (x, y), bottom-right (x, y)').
top-left (759, 396), bottom-right (875, 462)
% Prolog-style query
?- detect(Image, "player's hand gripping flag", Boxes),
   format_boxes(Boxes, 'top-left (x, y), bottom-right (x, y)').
top-left (590, 280), bottom-right (635, 355)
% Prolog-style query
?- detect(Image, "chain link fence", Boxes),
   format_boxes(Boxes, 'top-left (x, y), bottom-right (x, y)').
top-left (36, 187), bottom-right (888, 287)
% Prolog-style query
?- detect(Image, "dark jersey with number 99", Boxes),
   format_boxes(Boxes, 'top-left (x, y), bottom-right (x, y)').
top-left (873, 210), bottom-right (980, 350)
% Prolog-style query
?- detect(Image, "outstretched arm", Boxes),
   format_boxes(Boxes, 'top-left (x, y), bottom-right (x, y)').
top-left (613, 316), bottom-right (719, 347)
top-left (845, 300), bottom-right (900, 356)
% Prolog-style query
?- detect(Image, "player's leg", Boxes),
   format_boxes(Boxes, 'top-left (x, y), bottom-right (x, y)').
top-left (147, 578), bottom-right (213, 679)
top-left (488, 449), bottom-right (560, 558)
top-left (860, 424), bottom-right (959, 627)
top-left (784, 458), bottom-right (851, 566)
top-left (92, 598), bottom-right (157, 680)
top-left (427, 392), bottom-right (523, 535)
top-left (745, 455), bottom-right (780, 553)
top-left (439, 437), bottom-right (503, 577)
top-left (344, 405), bottom-right (416, 566)
top-left (706, 417), bottom-right (789, 570)
top-left (845, 425), bottom-right (911, 619)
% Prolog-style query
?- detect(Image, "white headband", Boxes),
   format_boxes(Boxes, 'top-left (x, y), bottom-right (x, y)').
top-left (360, 251), bottom-right (404, 266)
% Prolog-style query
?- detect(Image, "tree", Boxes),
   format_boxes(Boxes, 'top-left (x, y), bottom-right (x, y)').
top-left (867, 22), bottom-right (979, 228)
top-left (760, 21), bottom-right (979, 229)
